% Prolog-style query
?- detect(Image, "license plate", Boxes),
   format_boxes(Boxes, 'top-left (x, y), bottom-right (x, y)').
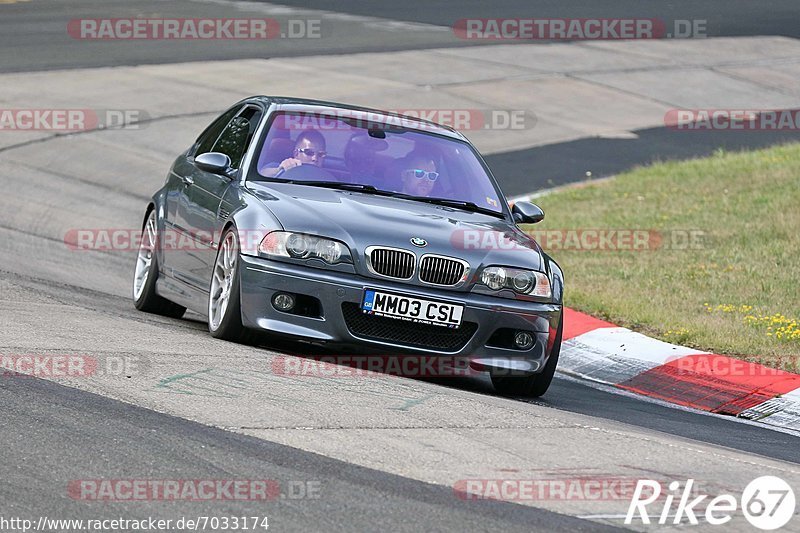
top-left (361, 289), bottom-right (464, 328)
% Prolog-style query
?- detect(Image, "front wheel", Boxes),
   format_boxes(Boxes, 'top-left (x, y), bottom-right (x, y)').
top-left (208, 227), bottom-right (260, 344)
top-left (132, 210), bottom-right (186, 318)
top-left (491, 317), bottom-right (562, 397)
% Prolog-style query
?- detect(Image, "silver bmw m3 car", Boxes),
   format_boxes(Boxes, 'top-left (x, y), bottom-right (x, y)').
top-left (132, 96), bottom-right (564, 396)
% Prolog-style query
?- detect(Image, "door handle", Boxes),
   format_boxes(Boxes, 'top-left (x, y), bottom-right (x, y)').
top-left (181, 176), bottom-right (194, 186)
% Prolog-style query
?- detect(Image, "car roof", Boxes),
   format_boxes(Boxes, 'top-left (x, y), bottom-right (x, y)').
top-left (243, 95), bottom-right (468, 141)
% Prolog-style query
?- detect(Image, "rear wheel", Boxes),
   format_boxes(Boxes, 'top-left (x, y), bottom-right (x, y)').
top-left (208, 227), bottom-right (260, 344)
top-left (132, 210), bottom-right (186, 318)
top-left (491, 317), bottom-right (562, 397)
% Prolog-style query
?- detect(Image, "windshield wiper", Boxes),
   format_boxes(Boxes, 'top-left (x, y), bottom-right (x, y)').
top-left (399, 196), bottom-right (505, 218)
top-left (259, 180), bottom-right (505, 217)
top-left (281, 180), bottom-right (401, 196)
top-left (290, 180), bottom-right (375, 191)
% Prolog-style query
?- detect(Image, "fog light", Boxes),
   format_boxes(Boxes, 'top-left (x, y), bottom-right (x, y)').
top-left (272, 293), bottom-right (296, 311)
top-left (514, 331), bottom-right (535, 350)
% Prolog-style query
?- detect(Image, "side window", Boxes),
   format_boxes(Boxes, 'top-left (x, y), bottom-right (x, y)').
top-left (211, 106), bottom-right (263, 169)
top-left (194, 106), bottom-right (242, 156)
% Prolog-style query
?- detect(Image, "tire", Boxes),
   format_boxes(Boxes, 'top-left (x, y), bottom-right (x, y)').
top-left (207, 226), bottom-right (261, 344)
top-left (491, 317), bottom-right (562, 398)
top-left (132, 209), bottom-right (186, 319)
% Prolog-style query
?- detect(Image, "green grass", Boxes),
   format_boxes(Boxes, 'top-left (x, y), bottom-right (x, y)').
top-left (524, 143), bottom-right (800, 371)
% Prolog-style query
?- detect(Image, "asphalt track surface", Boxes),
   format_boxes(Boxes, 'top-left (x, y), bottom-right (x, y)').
top-left (0, 0), bottom-right (462, 72)
top-left (3, 0), bottom-right (799, 73)
top-left (489, 126), bottom-right (800, 196)
top-left (5, 0), bottom-right (800, 192)
top-left (262, 0), bottom-right (800, 39)
top-left (2, 1), bottom-right (800, 531)
top-left (0, 375), bottom-right (617, 532)
top-left (2, 265), bottom-right (799, 529)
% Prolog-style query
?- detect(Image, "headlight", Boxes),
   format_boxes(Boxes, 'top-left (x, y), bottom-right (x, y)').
top-left (480, 266), bottom-right (507, 290)
top-left (259, 231), bottom-right (352, 265)
top-left (315, 239), bottom-right (343, 264)
top-left (286, 233), bottom-right (311, 258)
top-left (479, 266), bottom-right (551, 298)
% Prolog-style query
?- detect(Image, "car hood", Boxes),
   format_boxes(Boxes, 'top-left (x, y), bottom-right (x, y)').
top-left (248, 182), bottom-right (545, 273)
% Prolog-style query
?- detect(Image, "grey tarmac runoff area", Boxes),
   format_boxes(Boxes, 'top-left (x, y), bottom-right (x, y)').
top-left (1, 0), bottom-right (800, 531)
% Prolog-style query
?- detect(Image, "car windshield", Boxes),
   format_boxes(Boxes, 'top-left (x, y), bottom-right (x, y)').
top-left (250, 111), bottom-right (505, 214)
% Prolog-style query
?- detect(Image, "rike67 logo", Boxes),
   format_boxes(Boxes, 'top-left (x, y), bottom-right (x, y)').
top-left (627, 476), bottom-right (795, 530)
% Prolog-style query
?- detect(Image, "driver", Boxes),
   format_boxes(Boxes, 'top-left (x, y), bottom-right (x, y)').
top-left (261, 130), bottom-right (327, 177)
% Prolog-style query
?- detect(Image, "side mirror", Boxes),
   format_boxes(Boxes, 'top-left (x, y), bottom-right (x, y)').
top-left (511, 201), bottom-right (545, 224)
top-left (195, 152), bottom-right (233, 176)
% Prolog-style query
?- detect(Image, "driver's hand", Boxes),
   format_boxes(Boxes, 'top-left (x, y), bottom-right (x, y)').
top-left (279, 158), bottom-right (302, 172)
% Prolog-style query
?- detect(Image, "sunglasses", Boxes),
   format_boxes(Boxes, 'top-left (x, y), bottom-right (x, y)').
top-left (295, 147), bottom-right (327, 158)
top-left (404, 168), bottom-right (439, 181)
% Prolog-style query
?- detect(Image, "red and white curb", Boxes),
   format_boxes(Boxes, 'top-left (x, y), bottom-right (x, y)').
top-left (559, 308), bottom-right (800, 431)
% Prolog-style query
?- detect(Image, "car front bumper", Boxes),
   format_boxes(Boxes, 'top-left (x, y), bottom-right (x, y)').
top-left (238, 254), bottom-right (562, 375)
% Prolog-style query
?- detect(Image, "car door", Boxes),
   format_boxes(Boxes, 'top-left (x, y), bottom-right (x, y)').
top-left (163, 105), bottom-right (241, 283)
top-left (176, 104), bottom-right (264, 289)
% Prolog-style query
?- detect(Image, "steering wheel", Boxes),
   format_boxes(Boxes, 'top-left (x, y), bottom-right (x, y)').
top-left (280, 163), bottom-right (337, 182)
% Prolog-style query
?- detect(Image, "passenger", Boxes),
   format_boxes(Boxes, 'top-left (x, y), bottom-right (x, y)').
top-left (261, 130), bottom-right (327, 177)
top-left (398, 152), bottom-right (439, 197)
